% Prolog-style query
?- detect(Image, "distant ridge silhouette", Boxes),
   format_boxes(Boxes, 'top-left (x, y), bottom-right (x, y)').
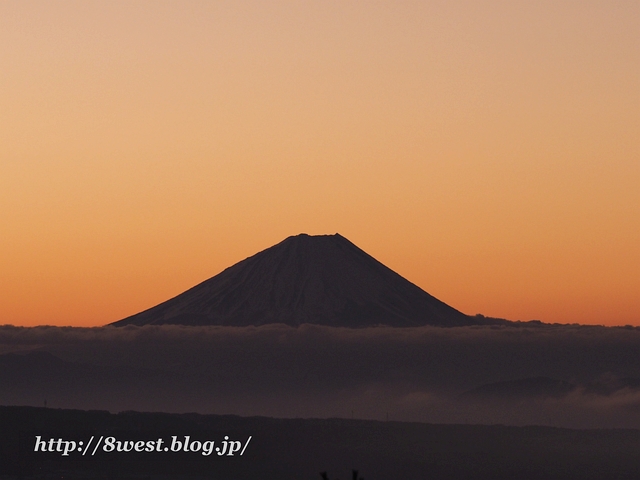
top-left (112, 233), bottom-right (497, 327)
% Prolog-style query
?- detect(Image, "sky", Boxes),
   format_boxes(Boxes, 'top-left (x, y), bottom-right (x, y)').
top-left (1, 1), bottom-right (638, 327)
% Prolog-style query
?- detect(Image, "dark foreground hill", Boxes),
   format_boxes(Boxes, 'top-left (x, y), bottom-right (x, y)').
top-left (113, 233), bottom-right (497, 327)
top-left (1, 406), bottom-right (639, 480)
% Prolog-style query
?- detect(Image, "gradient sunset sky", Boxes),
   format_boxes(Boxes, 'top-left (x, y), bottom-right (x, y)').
top-left (1, 1), bottom-right (638, 327)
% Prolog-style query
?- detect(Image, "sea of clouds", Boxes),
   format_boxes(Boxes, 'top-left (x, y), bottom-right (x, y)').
top-left (2, 323), bottom-right (640, 428)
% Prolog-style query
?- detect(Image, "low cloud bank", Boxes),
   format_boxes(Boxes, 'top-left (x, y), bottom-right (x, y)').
top-left (2, 324), bottom-right (640, 428)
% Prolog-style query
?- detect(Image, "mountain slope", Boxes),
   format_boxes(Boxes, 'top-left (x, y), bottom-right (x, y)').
top-left (112, 233), bottom-right (490, 327)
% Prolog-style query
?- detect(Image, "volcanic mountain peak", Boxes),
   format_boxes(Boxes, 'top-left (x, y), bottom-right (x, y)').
top-left (112, 233), bottom-right (490, 327)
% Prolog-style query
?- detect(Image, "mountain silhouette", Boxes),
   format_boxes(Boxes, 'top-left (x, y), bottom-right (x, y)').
top-left (112, 233), bottom-right (494, 327)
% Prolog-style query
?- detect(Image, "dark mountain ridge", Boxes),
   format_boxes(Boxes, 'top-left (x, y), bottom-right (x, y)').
top-left (3, 406), bottom-right (640, 480)
top-left (112, 233), bottom-right (498, 327)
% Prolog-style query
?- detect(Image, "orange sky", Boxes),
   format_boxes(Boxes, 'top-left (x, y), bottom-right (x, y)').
top-left (1, 1), bottom-right (638, 327)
